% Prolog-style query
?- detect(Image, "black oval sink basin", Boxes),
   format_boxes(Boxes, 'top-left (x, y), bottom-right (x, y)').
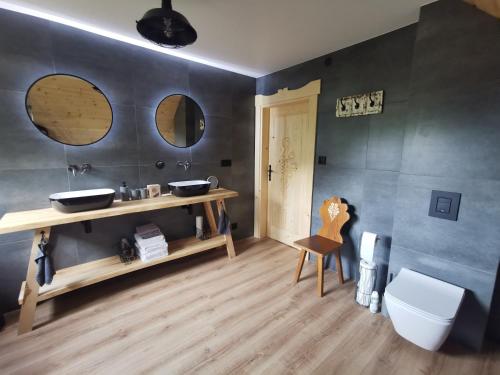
top-left (49, 189), bottom-right (115, 213)
top-left (168, 180), bottom-right (211, 197)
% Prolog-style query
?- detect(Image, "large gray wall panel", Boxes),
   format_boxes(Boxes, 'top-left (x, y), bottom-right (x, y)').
top-left (390, 0), bottom-right (500, 349)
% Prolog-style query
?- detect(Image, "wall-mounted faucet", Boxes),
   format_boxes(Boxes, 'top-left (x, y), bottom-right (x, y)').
top-left (80, 163), bottom-right (92, 175)
top-left (68, 165), bottom-right (79, 176)
top-left (177, 160), bottom-right (191, 171)
top-left (68, 164), bottom-right (92, 176)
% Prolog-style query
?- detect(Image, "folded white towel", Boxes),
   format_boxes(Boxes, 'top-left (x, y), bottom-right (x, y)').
top-left (135, 242), bottom-right (168, 254)
top-left (138, 248), bottom-right (168, 262)
top-left (134, 223), bottom-right (168, 262)
top-left (134, 233), bottom-right (165, 246)
top-left (136, 244), bottom-right (166, 254)
top-left (138, 229), bottom-right (162, 239)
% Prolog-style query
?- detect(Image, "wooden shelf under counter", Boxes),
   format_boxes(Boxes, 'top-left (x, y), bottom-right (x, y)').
top-left (19, 235), bottom-right (227, 305)
top-left (0, 188), bottom-right (238, 335)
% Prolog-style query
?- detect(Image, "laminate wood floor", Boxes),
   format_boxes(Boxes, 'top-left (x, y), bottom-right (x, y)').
top-left (0, 238), bottom-right (498, 374)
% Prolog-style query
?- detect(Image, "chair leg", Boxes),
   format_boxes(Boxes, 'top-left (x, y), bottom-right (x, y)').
top-left (317, 255), bottom-right (324, 297)
top-left (294, 249), bottom-right (307, 283)
top-left (335, 253), bottom-right (344, 285)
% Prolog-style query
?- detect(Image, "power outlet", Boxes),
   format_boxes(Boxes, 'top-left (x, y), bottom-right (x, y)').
top-left (231, 222), bottom-right (238, 230)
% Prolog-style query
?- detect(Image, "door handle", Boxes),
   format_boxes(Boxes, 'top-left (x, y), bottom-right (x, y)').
top-left (268, 164), bottom-right (275, 181)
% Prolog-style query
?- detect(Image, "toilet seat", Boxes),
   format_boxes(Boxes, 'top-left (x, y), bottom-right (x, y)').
top-left (385, 268), bottom-right (464, 322)
top-left (385, 293), bottom-right (453, 323)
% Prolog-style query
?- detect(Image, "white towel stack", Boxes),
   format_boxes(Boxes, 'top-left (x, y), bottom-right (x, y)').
top-left (134, 223), bottom-right (168, 262)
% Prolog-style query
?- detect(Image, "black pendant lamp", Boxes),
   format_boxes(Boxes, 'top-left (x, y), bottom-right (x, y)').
top-left (137, 0), bottom-right (197, 48)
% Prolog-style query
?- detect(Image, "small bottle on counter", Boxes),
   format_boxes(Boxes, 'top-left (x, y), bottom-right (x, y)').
top-left (120, 181), bottom-right (130, 201)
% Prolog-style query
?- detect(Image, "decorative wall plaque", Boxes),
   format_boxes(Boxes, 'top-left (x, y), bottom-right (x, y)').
top-left (336, 90), bottom-right (384, 117)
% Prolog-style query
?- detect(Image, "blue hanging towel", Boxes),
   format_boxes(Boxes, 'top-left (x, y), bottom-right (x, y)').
top-left (217, 207), bottom-right (231, 235)
top-left (35, 234), bottom-right (55, 286)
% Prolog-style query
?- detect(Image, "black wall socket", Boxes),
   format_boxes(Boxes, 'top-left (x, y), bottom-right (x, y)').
top-left (221, 159), bottom-right (232, 167)
top-left (318, 155), bottom-right (327, 165)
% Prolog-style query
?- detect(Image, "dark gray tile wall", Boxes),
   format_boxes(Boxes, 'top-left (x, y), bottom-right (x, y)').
top-left (258, 23), bottom-right (417, 287)
top-left (257, 0), bottom-right (500, 349)
top-left (389, 0), bottom-right (500, 349)
top-left (0, 10), bottom-right (255, 313)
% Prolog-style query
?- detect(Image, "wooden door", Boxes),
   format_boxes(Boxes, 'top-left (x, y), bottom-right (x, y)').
top-left (267, 100), bottom-right (315, 246)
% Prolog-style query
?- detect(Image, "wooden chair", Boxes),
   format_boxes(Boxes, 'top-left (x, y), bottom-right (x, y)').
top-left (293, 196), bottom-right (350, 297)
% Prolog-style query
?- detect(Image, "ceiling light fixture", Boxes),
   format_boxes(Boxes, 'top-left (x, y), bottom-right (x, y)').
top-left (137, 0), bottom-right (197, 49)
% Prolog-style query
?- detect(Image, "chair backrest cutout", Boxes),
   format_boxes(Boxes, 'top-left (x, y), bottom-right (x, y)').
top-left (318, 196), bottom-right (350, 243)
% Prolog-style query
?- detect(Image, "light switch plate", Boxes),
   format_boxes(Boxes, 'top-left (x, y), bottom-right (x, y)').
top-left (429, 190), bottom-right (461, 221)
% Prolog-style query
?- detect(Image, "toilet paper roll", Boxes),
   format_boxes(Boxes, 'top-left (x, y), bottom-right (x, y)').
top-left (360, 231), bottom-right (377, 262)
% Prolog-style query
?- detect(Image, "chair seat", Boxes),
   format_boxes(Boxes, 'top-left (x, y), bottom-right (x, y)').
top-left (294, 235), bottom-right (342, 256)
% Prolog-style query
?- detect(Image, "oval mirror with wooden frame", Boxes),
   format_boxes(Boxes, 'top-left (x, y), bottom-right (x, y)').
top-left (26, 74), bottom-right (113, 146)
top-left (155, 94), bottom-right (205, 148)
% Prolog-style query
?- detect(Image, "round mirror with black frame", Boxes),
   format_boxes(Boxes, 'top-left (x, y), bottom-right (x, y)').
top-left (155, 94), bottom-right (205, 148)
top-left (25, 74), bottom-right (113, 146)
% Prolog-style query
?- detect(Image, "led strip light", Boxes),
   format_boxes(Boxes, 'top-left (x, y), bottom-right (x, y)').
top-left (0, 0), bottom-right (262, 77)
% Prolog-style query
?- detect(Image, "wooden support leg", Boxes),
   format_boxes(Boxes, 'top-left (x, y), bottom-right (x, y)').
top-left (203, 201), bottom-right (218, 236)
top-left (216, 199), bottom-right (236, 259)
top-left (294, 249), bottom-right (307, 283)
top-left (317, 255), bottom-right (324, 297)
top-left (335, 252), bottom-right (345, 285)
top-left (18, 227), bottom-right (51, 335)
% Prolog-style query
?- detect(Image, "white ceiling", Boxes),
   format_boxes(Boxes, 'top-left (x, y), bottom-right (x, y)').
top-left (0, 0), bottom-right (434, 77)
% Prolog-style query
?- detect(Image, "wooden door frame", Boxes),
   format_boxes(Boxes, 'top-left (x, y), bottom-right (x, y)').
top-left (254, 80), bottom-right (321, 239)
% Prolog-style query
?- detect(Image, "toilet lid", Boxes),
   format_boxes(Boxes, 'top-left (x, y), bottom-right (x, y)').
top-left (385, 268), bottom-right (465, 321)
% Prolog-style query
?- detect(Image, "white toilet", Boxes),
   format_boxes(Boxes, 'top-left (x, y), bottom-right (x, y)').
top-left (384, 268), bottom-right (465, 351)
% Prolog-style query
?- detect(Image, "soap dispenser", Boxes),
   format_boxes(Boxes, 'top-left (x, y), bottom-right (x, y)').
top-left (120, 182), bottom-right (130, 201)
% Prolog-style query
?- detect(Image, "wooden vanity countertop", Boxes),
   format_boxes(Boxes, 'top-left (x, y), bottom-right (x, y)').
top-left (0, 188), bottom-right (238, 234)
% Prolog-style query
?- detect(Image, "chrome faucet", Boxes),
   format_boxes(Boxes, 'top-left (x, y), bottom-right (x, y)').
top-left (176, 160), bottom-right (192, 171)
top-left (80, 163), bottom-right (92, 175)
top-left (67, 165), bottom-right (79, 176)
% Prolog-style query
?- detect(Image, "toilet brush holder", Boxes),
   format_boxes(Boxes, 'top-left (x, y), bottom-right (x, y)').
top-left (356, 260), bottom-right (377, 307)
